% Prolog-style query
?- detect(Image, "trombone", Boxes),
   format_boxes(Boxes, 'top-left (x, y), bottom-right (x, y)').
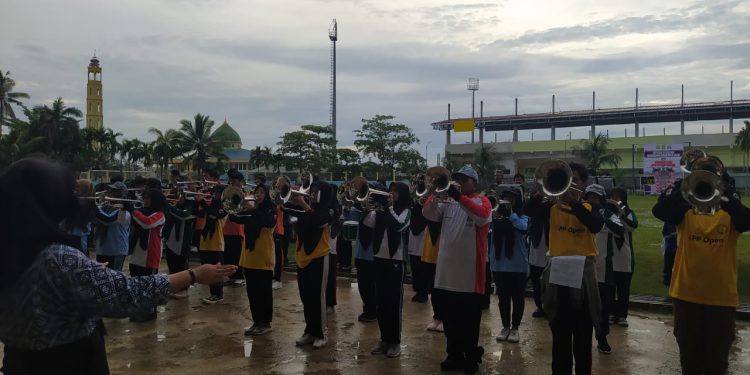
top-left (350, 176), bottom-right (392, 210)
top-left (534, 159), bottom-right (583, 202)
top-left (81, 194), bottom-right (144, 209)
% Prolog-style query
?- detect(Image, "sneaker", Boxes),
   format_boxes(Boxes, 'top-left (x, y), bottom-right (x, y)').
top-left (597, 338), bottom-right (612, 354)
top-left (386, 343), bottom-right (401, 358)
top-left (296, 333), bottom-right (315, 346)
top-left (326, 306), bottom-right (335, 314)
top-left (312, 337), bottom-right (328, 349)
top-left (244, 324), bottom-right (259, 336)
top-left (507, 328), bottom-right (520, 343)
top-left (371, 341), bottom-right (388, 355)
top-left (272, 281), bottom-right (282, 290)
top-left (358, 313), bottom-right (377, 322)
top-left (440, 357), bottom-right (465, 371)
top-left (232, 279), bottom-right (246, 288)
top-left (531, 309), bottom-right (547, 318)
top-left (496, 327), bottom-right (510, 342)
top-left (618, 318), bottom-right (629, 327)
top-left (252, 324), bottom-right (272, 336)
top-left (202, 296), bottom-right (223, 304)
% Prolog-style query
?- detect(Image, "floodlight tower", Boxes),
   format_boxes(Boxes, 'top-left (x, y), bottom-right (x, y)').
top-left (329, 19), bottom-right (338, 146)
top-left (467, 78), bottom-right (479, 144)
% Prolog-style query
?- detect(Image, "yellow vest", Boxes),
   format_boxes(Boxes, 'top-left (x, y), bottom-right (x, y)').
top-left (670, 209), bottom-right (740, 307)
top-left (239, 227), bottom-right (275, 271)
top-left (421, 229), bottom-right (440, 264)
top-left (548, 202), bottom-right (597, 257)
top-left (296, 225), bottom-right (331, 268)
top-left (199, 217), bottom-right (226, 252)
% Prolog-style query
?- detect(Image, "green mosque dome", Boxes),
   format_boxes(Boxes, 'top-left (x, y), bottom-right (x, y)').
top-left (213, 120), bottom-right (242, 148)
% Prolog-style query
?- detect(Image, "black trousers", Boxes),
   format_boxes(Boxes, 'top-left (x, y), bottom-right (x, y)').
top-left (673, 299), bottom-right (736, 375)
top-left (244, 268), bottom-right (273, 324)
top-left (495, 271), bottom-right (526, 328)
top-left (433, 289), bottom-right (483, 364)
top-left (298, 255), bottom-right (329, 339)
top-left (165, 247), bottom-right (188, 274)
top-left (224, 235), bottom-right (244, 280)
top-left (424, 262), bottom-right (441, 320)
top-left (326, 253), bottom-right (337, 307)
top-left (409, 255), bottom-right (429, 297)
top-left (199, 251), bottom-right (224, 298)
top-left (355, 258), bottom-right (377, 316)
top-left (274, 233), bottom-right (289, 281)
top-left (549, 286), bottom-right (593, 375)
top-left (129, 265), bottom-right (157, 318)
top-left (613, 272), bottom-right (632, 319)
top-left (529, 265), bottom-right (545, 311)
top-left (482, 262), bottom-right (492, 308)
top-left (337, 236), bottom-right (353, 269)
top-left (374, 258), bottom-right (405, 343)
top-left (2, 323), bottom-right (109, 375)
top-left (597, 282), bottom-right (613, 340)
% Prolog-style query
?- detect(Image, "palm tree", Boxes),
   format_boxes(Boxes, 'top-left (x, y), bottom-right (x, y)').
top-left (176, 113), bottom-right (226, 173)
top-left (0, 118), bottom-right (46, 165)
top-left (734, 121), bottom-right (750, 172)
top-left (473, 144), bottom-right (502, 188)
top-left (0, 70), bottom-right (30, 137)
top-left (572, 132), bottom-right (622, 175)
top-left (38, 98), bottom-right (84, 160)
top-left (149, 127), bottom-right (181, 177)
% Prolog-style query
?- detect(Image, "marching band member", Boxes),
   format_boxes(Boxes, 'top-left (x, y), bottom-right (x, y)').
top-left (366, 182), bottom-right (411, 358)
top-left (353, 183), bottom-right (383, 323)
top-left (609, 187), bottom-right (638, 327)
top-left (489, 186), bottom-right (528, 344)
top-left (224, 169), bottom-right (246, 287)
top-left (194, 168), bottom-right (220, 251)
top-left (528, 188), bottom-right (549, 318)
top-left (164, 191), bottom-right (197, 298)
top-left (198, 185), bottom-right (228, 304)
top-left (584, 184), bottom-right (623, 355)
top-left (408, 190), bottom-right (429, 303)
top-left (93, 182), bottom-right (131, 272)
top-left (652, 168), bottom-right (750, 374)
top-left (230, 184), bottom-right (277, 336)
top-left (422, 215), bottom-right (443, 331)
top-left (292, 181), bottom-right (333, 349)
top-left (128, 189), bottom-right (167, 322)
top-left (67, 179), bottom-right (95, 254)
top-left (326, 192), bottom-right (343, 313)
top-left (526, 162), bottom-right (603, 375)
top-left (423, 165), bottom-right (491, 374)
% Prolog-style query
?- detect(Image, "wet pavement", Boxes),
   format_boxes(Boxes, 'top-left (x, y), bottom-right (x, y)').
top-left (3, 273), bottom-right (750, 374)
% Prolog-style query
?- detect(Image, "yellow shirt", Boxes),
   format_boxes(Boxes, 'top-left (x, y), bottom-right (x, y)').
top-left (199, 217), bottom-right (226, 252)
top-left (548, 202), bottom-right (597, 257)
top-left (670, 209), bottom-right (740, 307)
top-left (239, 227), bottom-right (275, 271)
top-left (421, 229), bottom-right (440, 264)
top-left (296, 225), bottom-right (331, 269)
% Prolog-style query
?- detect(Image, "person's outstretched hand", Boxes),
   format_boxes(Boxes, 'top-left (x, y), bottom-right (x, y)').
top-left (192, 263), bottom-right (238, 285)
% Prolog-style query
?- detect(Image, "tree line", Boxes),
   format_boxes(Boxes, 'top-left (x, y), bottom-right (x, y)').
top-left (0, 70), bottom-right (427, 178)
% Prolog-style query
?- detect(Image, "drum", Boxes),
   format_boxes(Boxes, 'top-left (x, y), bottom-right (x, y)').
top-left (342, 220), bottom-right (359, 241)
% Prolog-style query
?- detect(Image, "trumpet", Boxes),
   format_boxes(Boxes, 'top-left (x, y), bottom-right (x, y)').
top-left (605, 199), bottom-right (625, 218)
top-left (534, 159), bottom-right (583, 202)
top-left (221, 185), bottom-right (257, 215)
top-left (417, 166), bottom-right (455, 202)
top-left (350, 176), bottom-right (392, 210)
top-left (680, 155), bottom-right (725, 214)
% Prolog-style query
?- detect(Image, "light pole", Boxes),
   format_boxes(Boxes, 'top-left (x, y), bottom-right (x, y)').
top-left (467, 78), bottom-right (479, 144)
top-left (425, 141), bottom-right (431, 165)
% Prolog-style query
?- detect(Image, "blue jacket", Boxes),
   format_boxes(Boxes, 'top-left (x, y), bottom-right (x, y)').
top-left (94, 205), bottom-right (131, 256)
top-left (489, 213), bottom-right (529, 273)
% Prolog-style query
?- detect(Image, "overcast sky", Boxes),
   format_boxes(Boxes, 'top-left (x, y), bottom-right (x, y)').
top-left (4, 0), bottom-right (749, 162)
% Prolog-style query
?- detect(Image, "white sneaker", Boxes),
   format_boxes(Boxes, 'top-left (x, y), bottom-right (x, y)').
top-left (313, 337), bottom-right (328, 349)
top-left (496, 327), bottom-right (510, 342)
top-left (618, 318), bottom-right (629, 327)
top-left (232, 279), bottom-right (246, 288)
top-left (296, 333), bottom-right (315, 346)
top-left (201, 296), bottom-right (223, 304)
top-left (272, 281), bottom-right (282, 290)
top-left (508, 328), bottom-right (520, 343)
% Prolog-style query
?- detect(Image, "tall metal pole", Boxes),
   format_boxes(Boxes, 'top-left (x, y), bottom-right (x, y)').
top-left (730, 80), bottom-right (734, 133)
top-left (551, 95), bottom-right (556, 140)
top-left (329, 19), bottom-right (338, 146)
top-left (446, 103), bottom-right (451, 145)
top-left (635, 88), bottom-right (640, 138)
top-left (479, 100), bottom-right (484, 144)
top-left (471, 90), bottom-right (475, 144)
top-left (680, 84), bottom-right (685, 135)
top-left (467, 78), bottom-right (479, 144)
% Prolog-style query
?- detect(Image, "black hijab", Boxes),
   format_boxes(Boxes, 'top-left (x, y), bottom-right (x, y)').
top-left (0, 158), bottom-right (79, 291)
top-left (373, 182), bottom-right (411, 258)
top-left (201, 185), bottom-right (226, 240)
top-left (297, 181), bottom-right (333, 255)
top-left (243, 184), bottom-right (274, 251)
top-left (135, 189), bottom-right (166, 250)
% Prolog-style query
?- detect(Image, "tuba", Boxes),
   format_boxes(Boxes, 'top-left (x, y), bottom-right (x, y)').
top-left (680, 149), bottom-right (707, 173)
top-left (418, 166), bottom-right (455, 202)
top-left (680, 155), bottom-right (725, 214)
top-left (411, 173), bottom-right (428, 204)
top-left (534, 159), bottom-right (583, 201)
top-left (221, 185), bottom-right (256, 214)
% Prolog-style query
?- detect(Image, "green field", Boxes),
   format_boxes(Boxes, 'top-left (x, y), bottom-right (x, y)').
top-left (287, 195), bottom-right (750, 302)
top-left (626, 195), bottom-right (750, 302)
